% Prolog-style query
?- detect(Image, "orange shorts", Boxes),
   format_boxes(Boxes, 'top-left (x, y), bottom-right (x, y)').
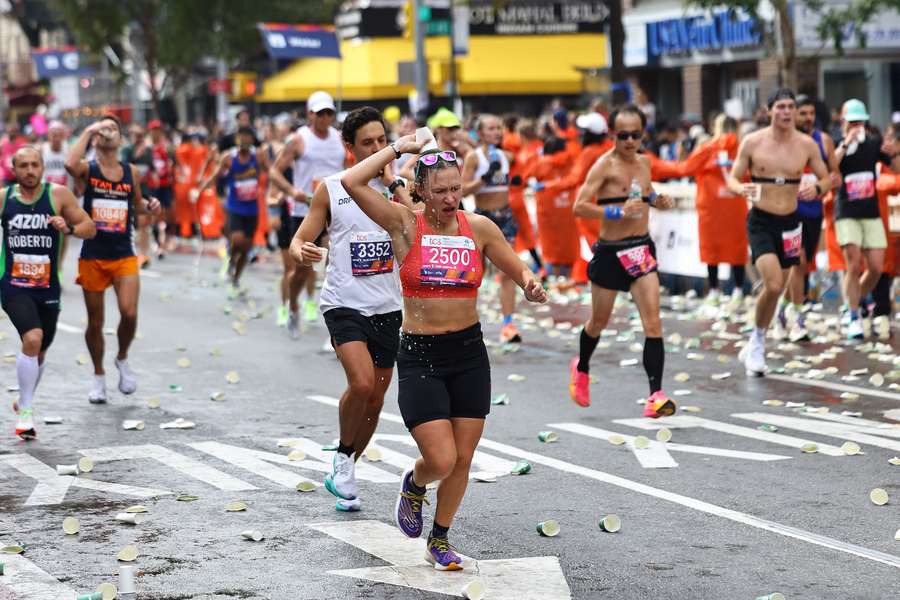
top-left (77, 257), bottom-right (139, 292)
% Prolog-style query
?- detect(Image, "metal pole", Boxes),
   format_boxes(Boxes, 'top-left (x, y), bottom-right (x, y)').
top-left (412, 0), bottom-right (429, 116)
top-left (216, 57), bottom-right (228, 127)
top-left (448, 0), bottom-right (457, 110)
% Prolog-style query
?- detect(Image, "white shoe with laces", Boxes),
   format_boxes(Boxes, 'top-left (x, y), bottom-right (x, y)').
top-left (89, 375), bottom-right (108, 404)
top-left (739, 336), bottom-right (767, 377)
top-left (324, 451), bottom-right (358, 500)
top-left (847, 319), bottom-right (865, 340)
top-left (115, 359), bottom-right (137, 394)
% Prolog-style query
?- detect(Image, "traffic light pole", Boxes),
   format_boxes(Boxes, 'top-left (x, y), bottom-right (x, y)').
top-left (413, 0), bottom-right (429, 116)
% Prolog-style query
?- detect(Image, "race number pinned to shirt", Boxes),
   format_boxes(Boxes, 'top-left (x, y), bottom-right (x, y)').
top-left (782, 224), bottom-right (802, 259)
top-left (616, 244), bottom-right (657, 278)
top-left (11, 254), bottom-right (50, 288)
top-left (845, 172), bottom-right (875, 201)
top-left (92, 199), bottom-right (129, 233)
top-left (420, 235), bottom-right (478, 288)
top-left (234, 178), bottom-right (259, 202)
top-left (350, 231), bottom-right (394, 277)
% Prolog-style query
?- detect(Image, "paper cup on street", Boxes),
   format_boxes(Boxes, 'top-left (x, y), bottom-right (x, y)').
top-left (117, 545), bottom-right (139, 562)
top-left (472, 471), bottom-right (497, 483)
top-left (296, 480), bottom-right (317, 492)
top-left (209, 391), bottom-right (225, 402)
top-left (754, 594), bottom-right (785, 600)
top-left (225, 501), bottom-right (248, 512)
top-left (608, 434), bottom-right (626, 446)
top-left (76, 592), bottom-right (102, 600)
top-left (56, 464), bottom-right (79, 476)
top-left (118, 565), bottom-right (136, 594)
top-left (125, 505), bottom-right (147, 513)
top-left (287, 450), bottom-right (306, 461)
top-left (510, 459), bottom-right (532, 475)
top-left (177, 358), bottom-right (191, 368)
top-left (840, 441), bottom-right (861, 456)
top-left (43, 415), bottom-right (63, 424)
top-left (226, 371), bottom-right (240, 384)
top-left (870, 488), bottom-right (889, 506)
top-left (78, 457), bottom-right (94, 473)
top-left (656, 428), bottom-right (672, 443)
top-left (674, 372), bottom-right (690, 382)
top-left (241, 529), bottom-right (263, 542)
top-left (461, 579), bottom-right (486, 600)
top-left (889, 457), bottom-right (900, 466)
top-left (538, 431), bottom-right (557, 443)
top-left (115, 512), bottom-right (145, 525)
top-left (122, 420), bottom-right (145, 431)
top-left (634, 436), bottom-right (650, 449)
top-left (363, 447), bottom-right (382, 462)
top-left (800, 443), bottom-right (818, 453)
top-left (147, 396), bottom-right (160, 409)
top-left (536, 520), bottom-right (560, 537)
top-left (598, 514), bottom-right (621, 533)
top-left (762, 399), bottom-right (784, 406)
top-left (312, 247), bottom-right (328, 273)
top-left (97, 582), bottom-right (117, 600)
top-left (63, 517), bottom-right (80, 535)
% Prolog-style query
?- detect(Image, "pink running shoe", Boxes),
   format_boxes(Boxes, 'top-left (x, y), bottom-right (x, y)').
top-left (643, 391), bottom-right (676, 418)
top-left (568, 357), bottom-right (591, 407)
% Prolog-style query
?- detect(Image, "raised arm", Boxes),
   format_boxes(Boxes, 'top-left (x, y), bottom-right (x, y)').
top-left (49, 185), bottom-right (96, 239)
top-left (65, 122), bottom-right (104, 181)
top-left (572, 157), bottom-right (607, 220)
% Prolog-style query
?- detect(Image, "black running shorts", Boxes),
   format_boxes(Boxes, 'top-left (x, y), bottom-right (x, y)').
top-left (228, 212), bottom-right (258, 238)
top-left (587, 235), bottom-right (658, 292)
top-left (397, 322), bottom-right (491, 430)
top-left (1, 294), bottom-right (59, 352)
top-left (747, 208), bottom-right (801, 269)
top-left (800, 216), bottom-right (823, 264)
top-left (475, 206), bottom-right (518, 243)
top-left (323, 307), bottom-right (402, 369)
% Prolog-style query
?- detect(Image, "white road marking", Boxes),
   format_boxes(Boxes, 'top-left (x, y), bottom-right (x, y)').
top-left (766, 373), bottom-right (900, 403)
top-left (312, 520), bottom-right (572, 599)
top-left (733, 413), bottom-right (900, 452)
top-left (614, 415), bottom-right (846, 456)
top-left (549, 423), bottom-right (678, 468)
top-left (190, 440), bottom-right (398, 486)
top-left (804, 412), bottom-right (900, 438)
top-left (551, 422), bottom-right (790, 463)
top-left (0, 551), bottom-right (78, 599)
top-left (0, 453), bottom-right (169, 506)
top-left (56, 321), bottom-right (81, 333)
top-left (308, 395), bottom-right (900, 569)
top-left (81, 444), bottom-right (256, 491)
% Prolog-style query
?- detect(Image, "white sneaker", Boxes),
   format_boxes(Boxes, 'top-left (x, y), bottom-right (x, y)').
top-left (847, 319), bottom-right (865, 340)
top-left (324, 451), bottom-right (358, 500)
top-left (335, 497), bottom-right (362, 512)
top-left (115, 359), bottom-right (137, 395)
top-left (730, 288), bottom-right (745, 303)
top-left (287, 311), bottom-right (300, 340)
top-left (874, 316), bottom-right (891, 341)
top-left (89, 375), bottom-right (108, 404)
top-left (739, 336), bottom-right (767, 377)
top-left (788, 325), bottom-right (810, 343)
top-left (15, 407), bottom-right (36, 440)
top-left (704, 289), bottom-right (721, 305)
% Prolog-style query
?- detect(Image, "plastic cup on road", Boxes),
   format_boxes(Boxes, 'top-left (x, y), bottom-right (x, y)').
top-left (754, 594), bottom-right (785, 600)
top-left (241, 529), bottom-right (263, 542)
top-left (800, 443), bottom-right (818, 453)
top-left (536, 520), bottom-right (560, 537)
top-left (117, 545), bottom-right (138, 562)
top-left (296, 480), bottom-right (317, 492)
top-left (115, 512), bottom-right (145, 525)
top-left (118, 565), bottom-right (136, 594)
top-left (633, 435), bottom-right (650, 449)
top-left (598, 514), bottom-right (621, 533)
top-left (78, 457), bottom-right (94, 473)
top-left (869, 488), bottom-right (889, 506)
top-left (656, 428), bottom-right (672, 443)
top-left (510, 459), bottom-right (532, 475)
top-left (287, 450), bottom-right (306, 462)
top-left (461, 579), bottom-right (486, 600)
top-left (312, 247), bottom-right (328, 273)
top-left (608, 434), bottom-right (626, 446)
top-left (56, 464), bottom-right (79, 476)
top-left (840, 441), bottom-right (861, 456)
top-left (62, 517), bottom-right (80, 535)
top-left (76, 593), bottom-right (102, 600)
top-left (538, 431), bottom-right (557, 443)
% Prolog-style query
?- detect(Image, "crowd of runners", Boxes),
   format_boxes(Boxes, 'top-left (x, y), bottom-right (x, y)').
top-left (1, 87), bottom-right (899, 570)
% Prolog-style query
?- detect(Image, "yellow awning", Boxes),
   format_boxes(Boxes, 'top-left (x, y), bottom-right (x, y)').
top-left (257, 33), bottom-right (607, 103)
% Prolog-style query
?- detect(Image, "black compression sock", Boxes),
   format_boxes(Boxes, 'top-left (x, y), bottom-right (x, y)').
top-left (732, 264), bottom-right (746, 289)
top-left (707, 264), bottom-right (719, 290)
top-left (337, 442), bottom-right (354, 457)
top-left (529, 248), bottom-right (544, 269)
top-left (578, 329), bottom-right (600, 373)
top-left (431, 521), bottom-right (450, 540)
top-left (407, 471), bottom-right (426, 495)
top-left (643, 337), bottom-right (664, 394)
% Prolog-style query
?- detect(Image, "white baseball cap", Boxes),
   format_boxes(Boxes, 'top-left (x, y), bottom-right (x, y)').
top-left (892, 111), bottom-right (900, 125)
top-left (575, 112), bottom-right (608, 135)
top-left (307, 91), bottom-right (336, 114)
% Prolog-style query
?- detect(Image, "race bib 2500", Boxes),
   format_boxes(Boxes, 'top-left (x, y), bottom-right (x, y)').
top-left (420, 235), bottom-right (478, 288)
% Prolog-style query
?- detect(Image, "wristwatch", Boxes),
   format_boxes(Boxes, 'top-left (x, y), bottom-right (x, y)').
top-left (388, 179), bottom-right (406, 194)
top-left (814, 183), bottom-right (823, 196)
top-left (66, 224), bottom-right (75, 235)
top-left (389, 142), bottom-right (401, 159)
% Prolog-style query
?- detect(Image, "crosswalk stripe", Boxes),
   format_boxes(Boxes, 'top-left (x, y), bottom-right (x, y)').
top-left (549, 422), bottom-right (678, 468)
top-left (733, 413), bottom-right (900, 452)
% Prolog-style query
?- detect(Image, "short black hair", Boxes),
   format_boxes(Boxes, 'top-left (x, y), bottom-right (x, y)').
top-left (767, 88), bottom-right (796, 109)
top-left (100, 113), bottom-right (122, 133)
top-left (237, 126), bottom-right (255, 137)
top-left (796, 95), bottom-right (816, 109)
top-left (342, 106), bottom-right (386, 145)
top-left (609, 104), bottom-right (647, 131)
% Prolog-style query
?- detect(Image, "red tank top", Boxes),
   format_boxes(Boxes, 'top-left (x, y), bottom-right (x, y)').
top-left (400, 210), bottom-right (483, 298)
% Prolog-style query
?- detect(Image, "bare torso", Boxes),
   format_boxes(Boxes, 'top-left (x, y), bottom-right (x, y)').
top-left (595, 153), bottom-right (653, 241)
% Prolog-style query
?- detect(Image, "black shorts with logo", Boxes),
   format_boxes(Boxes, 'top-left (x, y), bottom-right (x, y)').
top-left (587, 235), bottom-right (658, 292)
top-left (323, 307), bottom-right (402, 369)
top-left (1, 294), bottom-right (59, 352)
top-left (747, 208), bottom-right (801, 269)
top-left (475, 206), bottom-right (518, 243)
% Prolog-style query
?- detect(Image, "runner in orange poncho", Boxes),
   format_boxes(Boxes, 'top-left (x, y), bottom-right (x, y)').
top-left (505, 119), bottom-right (544, 270)
top-left (871, 127), bottom-right (900, 337)
top-left (525, 137), bottom-right (579, 274)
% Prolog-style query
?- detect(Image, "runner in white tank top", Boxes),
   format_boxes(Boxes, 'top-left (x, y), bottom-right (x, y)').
top-left (42, 122), bottom-right (74, 265)
top-left (290, 107), bottom-right (412, 513)
top-left (269, 91), bottom-right (347, 336)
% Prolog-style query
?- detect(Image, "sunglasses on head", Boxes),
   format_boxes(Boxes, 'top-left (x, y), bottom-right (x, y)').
top-left (615, 131), bottom-right (643, 141)
top-left (418, 150), bottom-right (457, 166)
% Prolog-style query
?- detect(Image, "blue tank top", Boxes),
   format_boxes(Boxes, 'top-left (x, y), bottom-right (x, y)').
top-left (80, 161), bottom-right (136, 259)
top-left (796, 130), bottom-right (826, 219)
top-left (225, 149), bottom-right (260, 216)
top-left (0, 184), bottom-right (62, 303)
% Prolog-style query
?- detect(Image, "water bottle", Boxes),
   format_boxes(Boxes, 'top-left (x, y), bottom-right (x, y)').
top-left (627, 177), bottom-right (642, 218)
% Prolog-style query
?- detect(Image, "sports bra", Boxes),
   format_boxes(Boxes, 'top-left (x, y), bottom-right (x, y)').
top-left (400, 210), bottom-right (484, 299)
top-left (750, 176), bottom-right (801, 185)
top-left (596, 196), bottom-right (651, 205)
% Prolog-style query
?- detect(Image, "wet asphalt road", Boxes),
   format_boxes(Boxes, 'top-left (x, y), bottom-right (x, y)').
top-left (0, 244), bottom-right (898, 600)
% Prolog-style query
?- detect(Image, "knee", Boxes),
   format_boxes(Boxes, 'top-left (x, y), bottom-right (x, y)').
top-left (120, 307), bottom-right (138, 324)
top-left (22, 330), bottom-right (42, 355)
top-left (763, 274), bottom-right (783, 295)
top-left (643, 317), bottom-right (662, 338)
top-left (348, 374), bottom-right (375, 400)
top-left (364, 392), bottom-right (384, 415)
top-left (429, 452), bottom-right (458, 480)
top-left (585, 315), bottom-right (608, 336)
top-left (452, 449), bottom-right (475, 473)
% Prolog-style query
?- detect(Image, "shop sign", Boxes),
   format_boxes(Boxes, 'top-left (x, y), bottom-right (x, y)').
top-left (31, 49), bottom-right (93, 79)
top-left (646, 10), bottom-right (761, 59)
top-left (468, 1), bottom-right (608, 35)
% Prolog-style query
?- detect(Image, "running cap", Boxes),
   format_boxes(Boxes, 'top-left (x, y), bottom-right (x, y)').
top-left (307, 91), bottom-right (336, 113)
top-left (147, 119), bottom-right (163, 130)
top-left (767, 88), bottom-right (796, 109)
top-left (575, 112), bottom-right (608, 135)
top-left (47, 120), bottom-right (66, 131)
top-left (842, 98), bottom-right (870, 122)
top-left (428, 107), bottom-right (462, 129)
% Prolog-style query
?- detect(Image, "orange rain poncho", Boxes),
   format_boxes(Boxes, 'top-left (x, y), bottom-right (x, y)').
top-left (507, 139), bottom-right (543, 253)
top-left (877, 165), bottom-right (900, 276)
top-left (525, 150), bottom-right (579, 266)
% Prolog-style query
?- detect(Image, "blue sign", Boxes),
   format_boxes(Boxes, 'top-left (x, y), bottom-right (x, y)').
top-left (258, 24), bottom-right (341, 60)
top-left (647, 10), bottom-right (762, 59)
top-left (32, 49), bottom-right (93, 79)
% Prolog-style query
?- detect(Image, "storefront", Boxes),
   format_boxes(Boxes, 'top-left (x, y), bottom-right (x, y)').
top-left (257, 0), bottom-right (609, 114)
top-left (793, 2), bottom-right (900, 127)
top-left (624, 3), bottom-right (769, 125)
